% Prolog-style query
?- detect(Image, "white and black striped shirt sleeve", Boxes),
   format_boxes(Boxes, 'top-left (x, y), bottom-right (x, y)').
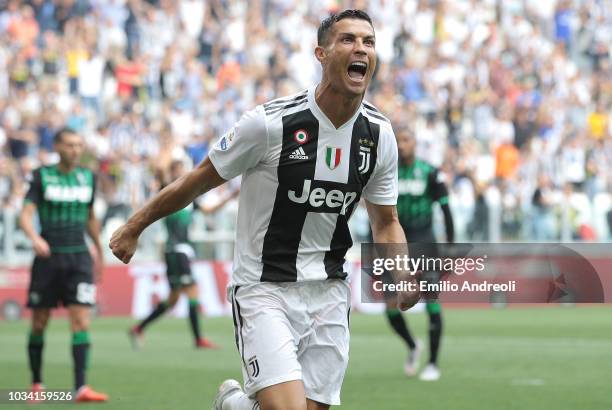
top-left (208, 105), bottom-right (268, 180)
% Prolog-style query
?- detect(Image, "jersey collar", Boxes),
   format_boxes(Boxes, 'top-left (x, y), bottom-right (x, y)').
top-left (307, 85), bottom-right (363, 131)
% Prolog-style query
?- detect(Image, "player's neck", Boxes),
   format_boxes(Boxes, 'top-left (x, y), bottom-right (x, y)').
top-left (315, 82), bottom-right (363, 129)
top-left (56, 162), bottom-right (77, 174)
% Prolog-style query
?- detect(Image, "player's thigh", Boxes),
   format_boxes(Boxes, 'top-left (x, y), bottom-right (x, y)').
top-left (306, 399), bottom-right (330, 410)
top-left (231, 285), bottom-right (302, 399)
top-left (256, 380), bottom-right (307, 410)
top-left (299, 280), bottom-right (351, 406)
top-left (62, 252), bottom-right (96, 308)
top-left (27, 256), bottom-right (60, 309)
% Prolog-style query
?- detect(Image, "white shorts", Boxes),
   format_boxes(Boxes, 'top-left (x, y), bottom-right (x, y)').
top-left (229, 279), bottom-right (351, 406)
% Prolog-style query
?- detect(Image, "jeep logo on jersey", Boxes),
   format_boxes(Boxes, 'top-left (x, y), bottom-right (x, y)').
top-left (294, 129), bottom-right (309, 144)
top-left (288, 179), bottom-right (357, 215)
top-left (325, 146), bottom-right (341, 170)
top-left (44, 185), bottom-right (93, 202)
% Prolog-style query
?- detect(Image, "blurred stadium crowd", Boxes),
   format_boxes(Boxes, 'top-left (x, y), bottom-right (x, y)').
top-left (0, 0), bottom-right (610, 257)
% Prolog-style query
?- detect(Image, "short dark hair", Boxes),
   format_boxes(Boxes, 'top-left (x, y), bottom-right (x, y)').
top-left (317, 9), bottom-right (373, 46)
top-left (53, 127), bottom-right (78, 144)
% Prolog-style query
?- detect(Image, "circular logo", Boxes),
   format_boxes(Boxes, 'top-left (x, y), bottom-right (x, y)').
top-left (29, 292), bottom-right (40, 305)
top-left (294, 129), bottom-right (309, 145)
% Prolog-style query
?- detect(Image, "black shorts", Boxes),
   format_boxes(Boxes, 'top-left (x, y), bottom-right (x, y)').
top-left (27, 252), bottom-right (95, 308)
top-left (164, 252), bottom-right (195, 290)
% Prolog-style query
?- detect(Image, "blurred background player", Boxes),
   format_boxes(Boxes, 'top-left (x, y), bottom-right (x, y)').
top-left (19, 128), bottom-right (108, 402)
top-left (385, 124), bottom-right (454, 382)
top-left (129, 160), bottom-right (220, 349)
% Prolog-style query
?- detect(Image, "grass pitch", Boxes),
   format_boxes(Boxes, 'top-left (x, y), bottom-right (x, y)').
top-left (1, 306), bottom-right (611, 409)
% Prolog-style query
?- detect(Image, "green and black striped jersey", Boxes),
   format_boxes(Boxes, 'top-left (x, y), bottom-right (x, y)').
top-left (164, 205), bottom-right (192, 252)
top-left (397, 159), bottom-right (449, 233)
top-left (25, 165), bottom-right (96, 253)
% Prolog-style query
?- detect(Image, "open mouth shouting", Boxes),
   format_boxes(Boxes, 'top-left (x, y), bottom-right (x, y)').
top-left (347, 61), bottom-right (368, 83)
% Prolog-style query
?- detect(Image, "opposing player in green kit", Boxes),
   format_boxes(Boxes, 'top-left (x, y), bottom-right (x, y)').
top-left (20, 128), bottom-right (108, 402)
top-left (129, 160), bottom-right (219, 350)
top-left (386, 125), bottom-right (454, 381)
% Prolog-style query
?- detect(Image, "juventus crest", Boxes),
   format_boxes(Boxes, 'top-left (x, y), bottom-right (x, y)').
top-left (358, 138), bottom-right (375, 174)
top-left (248, 356), bottom-right (260, 378)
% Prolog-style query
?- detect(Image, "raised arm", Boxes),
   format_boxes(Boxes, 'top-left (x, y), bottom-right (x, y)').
top-left (109, 158), bottom-right (225, 263)
top-left (111, 106), bottom-right (268, 263)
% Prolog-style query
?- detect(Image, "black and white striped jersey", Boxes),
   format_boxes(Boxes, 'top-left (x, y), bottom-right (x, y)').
top-left (208, 86), bottom-right (398, 285)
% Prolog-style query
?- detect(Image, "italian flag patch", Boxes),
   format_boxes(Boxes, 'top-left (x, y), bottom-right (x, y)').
top-left (325, 146), bottom-right (342, 170)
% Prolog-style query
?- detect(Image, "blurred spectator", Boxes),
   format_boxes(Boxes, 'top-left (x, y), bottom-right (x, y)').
top-left (65, 38), bottom-right (88, 95)
top-left (587, 100), bottom-right (609, 140)
top-left (559, 136), bottom-right (586, 188)
top-left (554, 0), bottom-right (573, 50)
top-left (78, 47), bottom-right (105, 121)
top-left (415, 111), bottom-right (446, 168)
top-left (467, 182), bottom-right (489, 241)
top-left (0, 155), bottom-right (21, 209)
top-left (7, 4), bottom-right (38, 58)
top-left (495, 141), bottom-right (520, 181)
top-left (531, 174), bottom-right (558, 240)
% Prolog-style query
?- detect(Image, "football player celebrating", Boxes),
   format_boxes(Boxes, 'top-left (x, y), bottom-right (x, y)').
top-left (110, 10), bottom-right (420, 410)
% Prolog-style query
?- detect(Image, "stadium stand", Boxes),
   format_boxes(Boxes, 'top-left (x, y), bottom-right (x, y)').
top-left (0, 0), bottom-right (610, 266)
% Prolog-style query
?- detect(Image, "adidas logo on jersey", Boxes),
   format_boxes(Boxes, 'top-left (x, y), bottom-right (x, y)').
top-left (289, 147), bottom-right (308, 160)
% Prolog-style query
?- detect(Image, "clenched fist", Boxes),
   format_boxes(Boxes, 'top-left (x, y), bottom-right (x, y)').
top-left (109, 224), bottom-right (140, 264)
top-left (397, 272), bottom-right (421, 311)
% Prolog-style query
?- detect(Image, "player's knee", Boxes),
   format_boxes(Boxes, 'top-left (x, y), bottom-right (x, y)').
top-left (185, 284), bottom-right (198, 298)
top-left (167, 293), bottom-right (180, 307)
top-left (70, 314), bottom-right (90, 332)
top-left (32, 318), bottom-right (48, 333)
top-left (32, 324), bottom-right (45, 334)
top-left (31, 310), bottom-right (50, 333)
